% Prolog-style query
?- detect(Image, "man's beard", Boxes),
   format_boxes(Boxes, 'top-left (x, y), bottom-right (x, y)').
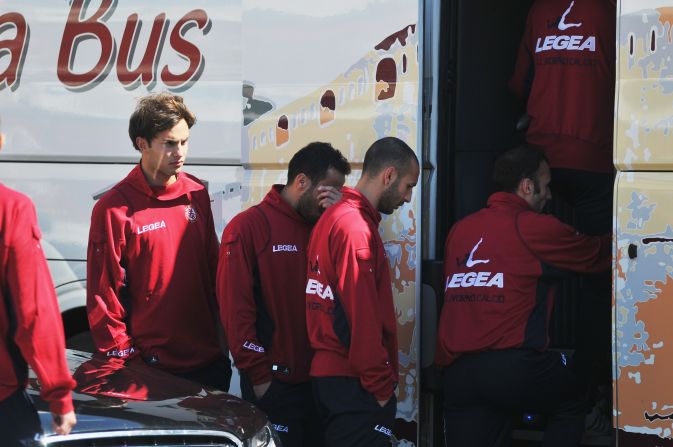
top-left (296, 186), bottom-right (320, 223)
top-left (378, 177), bottom-right (402, 215)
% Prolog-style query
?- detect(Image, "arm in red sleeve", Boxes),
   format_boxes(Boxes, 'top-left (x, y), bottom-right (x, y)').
top-left (517, 212), bottom-right (611, 273)
top-left (7, 198), bottom-right (75, 414)
top-left (332, 223), bottom-right (395, 402)
top-left (86, 197), bottom-right (136, 359)
top-left (216, 216), bottom-right (272, 385)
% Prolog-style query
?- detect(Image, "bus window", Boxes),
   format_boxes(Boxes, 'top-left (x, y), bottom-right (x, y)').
top-left (376, 57), bottom-right (397, 100)
top-left (320, 90), bottom-right (336, 126)
top-left (276, 115), bottom-right (289, 147)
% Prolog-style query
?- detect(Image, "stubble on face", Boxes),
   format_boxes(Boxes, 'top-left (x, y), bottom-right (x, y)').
top-left (378, 176), bottom-right (403, 215)
top-left (296, 184), bottom-right (321, 224)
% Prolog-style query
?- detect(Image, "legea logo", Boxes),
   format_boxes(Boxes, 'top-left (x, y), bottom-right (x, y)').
top-left (557, 1), bottom-right (582, 30)
top-left (374, 425), bottom-right (393, 437)
top-left (536, 0), bottom-right (595, 53)
top-left (137, 220), bottom-right (167, 234)
top-left (445, 272), bottom-right (504, 289)
top-left (273, 244), bottom-right (298, 253)
top-left (466, 238), bottom-right (489, 268)
top-left (306, 278), bottom-right (334, 300)
top-left (243, 341), bottom-right (265, 353)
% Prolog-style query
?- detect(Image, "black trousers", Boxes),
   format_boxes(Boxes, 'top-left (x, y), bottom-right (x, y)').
top-left (173, 355), bottom-right (232, 392)
top-left (442, 349), bottom-right (585, 447)
top-left (0, 389), bottom-right (42, 447)
top-left (550, 168), bottom-right (613, 385)
top-left (313, 376), bottom-right (396, 447)
top-left (241, 374), bottom-right (324, 447)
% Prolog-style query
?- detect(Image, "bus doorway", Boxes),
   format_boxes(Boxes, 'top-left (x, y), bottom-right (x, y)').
top-left (421, 0), bottom-right (615, 445)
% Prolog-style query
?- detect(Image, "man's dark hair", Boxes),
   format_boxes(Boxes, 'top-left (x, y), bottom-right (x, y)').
top-left (129, 93), bottom-right (196, 151)
top-left (362, 137), bottom-right (418, 177)
top-left (493, 145), bottom-right (548, 193)
top-left (286, 142), bottom-right (351, 185)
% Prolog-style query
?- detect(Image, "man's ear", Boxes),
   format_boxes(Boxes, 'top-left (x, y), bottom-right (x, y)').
top-left (294, 173), bottom-right (311, 192)
top-left (0, 133), bottom-right (4, 151)
top-left (382, 166), bottom-right (397, 187)
top-left (136, 137), bottom-right (149, 152)
top-left (520, 177), bottom-right (534, 196)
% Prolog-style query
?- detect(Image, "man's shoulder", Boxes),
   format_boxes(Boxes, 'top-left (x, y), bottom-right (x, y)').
top-left (453, 205), bottom-right (504, 228)
top-left (0, 184), bottom-right (33, 210)
top-left (223, 205), bottom-right (270, 239)
top-left (326, 199), bottom-right (364, 223)
top-left (180, 171), bottom-right (207, 192)
top-left (326, 207), bottom-right (376, 249)
top-left (94, 184), bottom-right (131, 212)
top-left (516, 209), bottom-right (569, 237)
top-left (0, 184), bottom-right (35, 227)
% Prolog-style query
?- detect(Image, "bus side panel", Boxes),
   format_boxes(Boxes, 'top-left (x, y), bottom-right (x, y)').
top-left (615, 3), bottom-right (673, 171)
top-left (614, 171), bottom-right (673, 440)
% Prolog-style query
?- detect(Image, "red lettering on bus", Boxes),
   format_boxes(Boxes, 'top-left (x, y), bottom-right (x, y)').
top-left (117, 13), bottom-right (168, 88)
top-left (0, 12), bottom-right (29, 92)
top-left (161, 9), bottom-right (210, 89)
top-left (57, 3), bottom-right (209, 92)
top-left (57, 0), bottom-right (116, 90)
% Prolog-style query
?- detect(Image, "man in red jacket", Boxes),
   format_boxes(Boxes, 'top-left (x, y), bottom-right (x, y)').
top-left (87, 93), bottom-right (230, 391)
top-left (0, 121), bottom-right (77, 444)
top-left (218, 142), bottom-right (350, 446)
top-left (509, 0), bottom-right (615, 392)
top-left (306, 137), bottom-right (419, 447)
top-left (435, 146), bottom-right (611, 447)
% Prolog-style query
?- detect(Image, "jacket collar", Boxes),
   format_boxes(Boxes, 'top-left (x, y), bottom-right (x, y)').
top-left (263, 185), bottom-right (311, 226)
top-left (342, 186), bottom-right (382, 224)
top-left (487, 191), bottom-right (534, 212)
top-left (125, 164), bottom-right (200, 201)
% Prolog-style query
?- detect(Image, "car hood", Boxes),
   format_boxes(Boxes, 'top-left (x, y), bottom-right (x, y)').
top-left (27, 350), bottom-right (266, 441)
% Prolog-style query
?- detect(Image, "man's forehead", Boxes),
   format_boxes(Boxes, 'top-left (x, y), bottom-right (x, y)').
top-left (538, 161), bottom-right (551, 178)
top-left (158, 119), bottom-right (189, 139)
top-left (402, 161), bottom-right (420, 182)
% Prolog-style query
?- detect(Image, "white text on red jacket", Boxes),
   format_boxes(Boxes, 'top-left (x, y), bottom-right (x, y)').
top-left (136, 220), bottom-right (167, 235)
top-left (445, 272), bottom-right (504, 290)
top-left (306, 278), bottom-right (334, 300)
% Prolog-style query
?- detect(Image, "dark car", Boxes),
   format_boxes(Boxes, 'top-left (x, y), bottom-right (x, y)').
top-left (27, 350), bottom-right (280, 447)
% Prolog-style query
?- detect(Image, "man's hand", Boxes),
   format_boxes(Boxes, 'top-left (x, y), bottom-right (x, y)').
top-left (377, 398), bottom-right (390, 408)
top-left (316, 185), bottom-right (342, 209)
top-left (253, 381), bottom-right (271, 400)
top-left (52, 411), bottom-right (76, 435)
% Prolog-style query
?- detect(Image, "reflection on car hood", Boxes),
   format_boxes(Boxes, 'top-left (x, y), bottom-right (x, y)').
top-left (27, 350), bottom-right (266, 441)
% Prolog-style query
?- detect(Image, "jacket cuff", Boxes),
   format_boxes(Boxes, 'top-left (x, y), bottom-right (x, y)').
top-left (372, 383), bottom-right (395, 402)
top-left (247, 361), bottom-right (273, 385)
top-left (49, 395), bottom-right (74, 415)
top-left (365, 373), bottom-right (395, 402)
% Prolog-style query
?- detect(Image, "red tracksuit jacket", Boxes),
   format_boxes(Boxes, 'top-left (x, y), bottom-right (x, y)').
top-left (509, 0), bottom-right (615, 173)
top-left (435, 192), bottom-right (611, 366)
top-left (217, 185), bottom-right (313, 385)
top-left (0, 184), bottom-right (75, 414)
top-left (87, 165), bottom-right (222, 372)
top-left (306, 187), bottom-right (398, 401)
